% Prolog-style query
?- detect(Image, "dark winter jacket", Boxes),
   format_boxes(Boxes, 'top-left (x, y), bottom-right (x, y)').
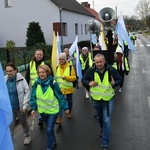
top-left (81, 63), bottom-right (122, 90)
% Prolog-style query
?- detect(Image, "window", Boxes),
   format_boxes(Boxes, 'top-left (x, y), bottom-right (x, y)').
top-left (5, 0), bottom-right (12, 7)
top-left (62, 23), bottom-right (67, 36)
top-left (53, 22), bottom-right (67, 36)
top-left (85, 24), bottom-right (88, 35)
top-left (75, 23), bottom-right (78, 35)
top-left (81, 24), bottom-right (83, 35)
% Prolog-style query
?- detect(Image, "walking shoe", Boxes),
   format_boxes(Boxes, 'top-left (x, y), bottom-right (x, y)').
top-left (24, 136), bottom-right (31, 145)
top-left (47, 142), bottom-right (57, 150)
top-left (67, 111), bottom-right (72, 119)
top-left (52, 142), bottom-right (57, 149)
top-left (56, 116), bottom-right (62, 126)
top-left (99, 130), bottom-right (102, 137)
top-left (38, 120), bottom-right (44, 128)
top-left (119, 88), bottom-right (122, 93)
top-left (102, 147), bottom-right (109, 150)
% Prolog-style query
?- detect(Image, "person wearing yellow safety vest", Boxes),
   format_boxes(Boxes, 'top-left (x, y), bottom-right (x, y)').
top-left (112, 46), bottom-right (130, 93)
top-left (25, 49), bottom-right (53, 86)
top-left (80, 47), bottom-right (93, 98)
top-left (30, 65), bottom-right (69, 150)
top-left (55, 53), bottom-right (76, 126)
top-left (123, 40), bottom-right (129, 57)
top-left (25, 49), bottom-right (53, 128)
top-left (82, 53), bottom-right (122, 150)
top-left (63, 47), bottom-right (79, 89)
top-left (130, 33), bottom-right (137, 45)
top-left (63, 48), bottom-right (75, 66)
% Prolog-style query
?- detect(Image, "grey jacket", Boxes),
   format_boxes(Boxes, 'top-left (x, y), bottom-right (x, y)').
top-left (5, 72), bottom-right (30, 111)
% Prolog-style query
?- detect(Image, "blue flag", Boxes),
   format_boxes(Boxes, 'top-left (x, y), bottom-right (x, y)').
top-left (69, 36), bottom-right (82, 80)
top-left (115, 12), bottom-right (136, 52)
top-left (91, 34), bottom-right (97, 44)
top-left (75, 36), bottom-right (82, 81)
top-left (0, 63), bottom-right (14, 150)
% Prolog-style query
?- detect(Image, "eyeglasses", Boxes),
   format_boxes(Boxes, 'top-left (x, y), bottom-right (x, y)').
top-left (6, 70), bottom-right (14, 72)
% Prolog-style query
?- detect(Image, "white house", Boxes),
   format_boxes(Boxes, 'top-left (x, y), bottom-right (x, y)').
top-left (0, 0), bottom-right (95, 48)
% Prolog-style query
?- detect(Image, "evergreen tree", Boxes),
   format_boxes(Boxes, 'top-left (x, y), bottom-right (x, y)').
top-left (26, 22), bottom-right (46, 47)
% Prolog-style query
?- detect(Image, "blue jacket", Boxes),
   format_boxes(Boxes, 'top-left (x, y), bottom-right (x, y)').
top-left (82, 63), bottom-right (122, 90)
top-left (30, 76), bottom-right (68, 111)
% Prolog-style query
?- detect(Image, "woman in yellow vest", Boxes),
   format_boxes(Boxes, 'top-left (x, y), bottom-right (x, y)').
top-left (55, 53), bottom-right (76, 125)
top-left (30, 65), bottom-right (69, 150)
top-left (82, 54), bottom-right (122, 150)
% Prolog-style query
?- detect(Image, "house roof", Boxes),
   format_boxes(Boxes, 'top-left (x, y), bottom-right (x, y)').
top-left (51, 0), bottom-right (94, 17)
top-left (83, 6), bottom-right (102, 23)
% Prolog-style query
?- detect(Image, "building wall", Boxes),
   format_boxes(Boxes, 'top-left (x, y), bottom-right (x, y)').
top-left (0, 0), bottom-right (59, 47)
top-left (61, 10), bottom-right (92, 45)
top-left (0, 0), bottom-right (93, 48)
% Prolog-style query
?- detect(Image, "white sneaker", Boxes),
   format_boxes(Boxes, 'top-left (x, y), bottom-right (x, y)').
top-left (119, 88), bottom-right (122, 93)
top-left (24, 136), bottom-right (31, 145)
top-left (85, 90), bottom-right (89, 98)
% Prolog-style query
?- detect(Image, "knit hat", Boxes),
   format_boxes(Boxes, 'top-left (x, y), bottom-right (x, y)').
top-left (59, 53), bottom-right (66, 60)
top-left (94, 45), bottom-right (101, 50)
top-left (82, 47), bottom-right (88, 51)
top-left (115, 46), bottom-right (123, 54)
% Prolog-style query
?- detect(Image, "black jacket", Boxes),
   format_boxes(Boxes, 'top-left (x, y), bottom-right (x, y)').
top-left (25, 59), bottom-right (53, 85)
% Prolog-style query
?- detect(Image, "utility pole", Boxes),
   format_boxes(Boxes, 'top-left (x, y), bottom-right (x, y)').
top-left (93, 0), bottom-right (94, 9)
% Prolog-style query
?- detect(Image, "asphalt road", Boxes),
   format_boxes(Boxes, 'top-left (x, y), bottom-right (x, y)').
top-left (13, 34), bottom-right (150, 150)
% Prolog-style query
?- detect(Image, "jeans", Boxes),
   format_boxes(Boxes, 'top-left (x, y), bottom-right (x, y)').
top-left (40, 113), bottom-right (58, 149)
top-left (58, 93), bottom-right (73, 117)
top-left (66, 93), bottom-right (73, 111)
top-left (92, 98), bottom-right (114, 148)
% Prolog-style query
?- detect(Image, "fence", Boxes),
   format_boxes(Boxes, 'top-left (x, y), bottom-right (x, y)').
top-left (0, 46), bottom-right (52, 71)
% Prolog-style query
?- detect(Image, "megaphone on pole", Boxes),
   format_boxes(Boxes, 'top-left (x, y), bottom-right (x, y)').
top-left (98, 7), bottom-right (115, 26)
top-left (86, 19), bottom-right (101, 34)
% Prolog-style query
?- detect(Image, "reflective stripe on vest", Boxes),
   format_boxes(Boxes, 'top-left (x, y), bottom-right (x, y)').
top-left (124, 41), bottom-right (128, 46)
top-left (55, 66), bottom-right (73, 89)
top-left (90, 71), bottom-right (115, 101)
top-left (36, 84), bottom-right (59, 114)
top-left (124, 57), bottom-right (130, 71)
top-left (30, 61), bottom-right (44, 86)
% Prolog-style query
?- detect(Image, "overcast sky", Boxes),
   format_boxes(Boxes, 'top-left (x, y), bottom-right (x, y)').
top-left (76, 0), bottom-right (139, 17)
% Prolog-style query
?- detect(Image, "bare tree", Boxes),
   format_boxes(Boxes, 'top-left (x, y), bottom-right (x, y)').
top-left (135, 0), bottom-right (150, 20)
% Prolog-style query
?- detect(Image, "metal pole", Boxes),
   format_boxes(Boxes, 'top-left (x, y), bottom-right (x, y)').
top-left (59, 7), bottom-right (63, 51)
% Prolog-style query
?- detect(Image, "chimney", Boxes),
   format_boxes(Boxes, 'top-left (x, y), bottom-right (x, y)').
top-left (81, 2), bottom-right (90, 8)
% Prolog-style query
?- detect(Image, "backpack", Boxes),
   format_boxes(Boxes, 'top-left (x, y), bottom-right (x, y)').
top-left (69, 65), bottom-right (78, 88)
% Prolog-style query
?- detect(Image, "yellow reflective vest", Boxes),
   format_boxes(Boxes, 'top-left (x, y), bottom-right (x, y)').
top-left (112, 57), bottom-right (130, 72)
top-left (30, 61), bottom-right (44, 86)
top-left (36, 84), bottom-right (59, 114)
top-left (55, 66), bottom-right (73, 90)
top-left (80, 53), bottom-right (93, 70)
top-left (90, 71), bottom-right (115, 101)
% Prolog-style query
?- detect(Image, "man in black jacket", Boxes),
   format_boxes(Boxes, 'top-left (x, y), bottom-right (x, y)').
top-left (82, 53), bottom-right (122, 150)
